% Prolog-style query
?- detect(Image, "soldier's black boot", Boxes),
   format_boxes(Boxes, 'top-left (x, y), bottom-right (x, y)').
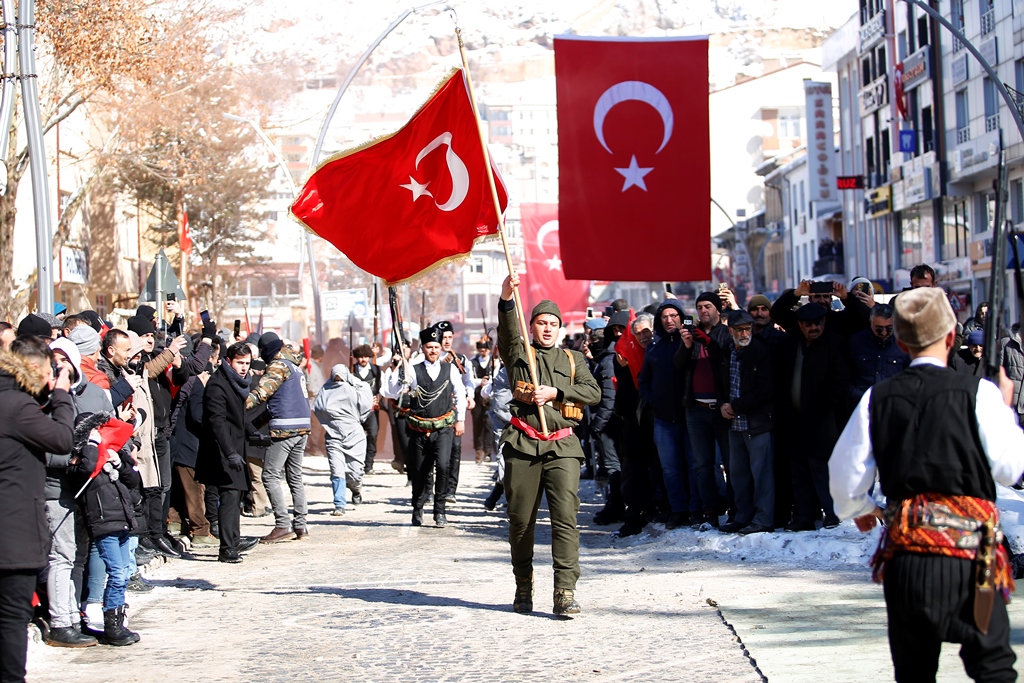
top-left (411, 509), bottom-right (423, 526)
top-left (553, 588), bottom-right (581, 618)
top-left (513, 574), bottom-right (533, 613)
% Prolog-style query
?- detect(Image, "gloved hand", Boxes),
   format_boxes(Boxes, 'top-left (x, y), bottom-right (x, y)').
top-left (202, 319), bottom-right (218, 340)
top-left (692, 327), bottom-right (711, 346)
top-left (226, 452), bottom-right (245, 471)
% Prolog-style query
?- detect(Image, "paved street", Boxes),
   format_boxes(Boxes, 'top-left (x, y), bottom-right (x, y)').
top-left (25, 457), bottom-right (1024, 682)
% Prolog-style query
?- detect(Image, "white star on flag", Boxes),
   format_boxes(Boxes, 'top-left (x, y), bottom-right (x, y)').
top-left (614, 155), bottom-right (653, 192)
top-left (400, 177), bottom-right (433, 201)
top-left (545, 254), bottom-right (562, 271)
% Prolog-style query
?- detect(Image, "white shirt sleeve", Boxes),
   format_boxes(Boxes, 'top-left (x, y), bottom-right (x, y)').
top-left (382, 360), bottom-right (417, 399)
top-left (828, 388), bottom-right (878, 520)
top-left (451, 364), bottom-right (467, 421)
top-left (975, 379), bottom-right (1024, 486)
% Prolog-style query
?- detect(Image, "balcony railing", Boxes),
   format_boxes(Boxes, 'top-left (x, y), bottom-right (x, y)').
top-left (953, 35), bottom-right (965, 52)
top-left (981, 8), bottom-right (996, 36)
top-left (986, 113), bottom-right (1000, 132)
top-left (957, 126), bottom-right (971, 144)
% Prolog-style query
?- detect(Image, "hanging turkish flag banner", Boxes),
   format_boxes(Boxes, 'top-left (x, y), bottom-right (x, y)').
top-left (554, 36), bottom-right (710, 281)
top-left (520, 203), bottom-right (590, 316)
top-left (291, 69), bottom-right (508, 286)
top-left (178, 209), bottom-right (192, 256)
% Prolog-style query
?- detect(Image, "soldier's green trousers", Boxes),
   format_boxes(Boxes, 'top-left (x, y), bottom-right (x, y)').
top-left (503, 445), bottom-right (581, 590)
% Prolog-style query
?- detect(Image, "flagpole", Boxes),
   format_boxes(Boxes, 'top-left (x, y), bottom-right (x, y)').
top-left (454, 24), bottom-right (548, 435)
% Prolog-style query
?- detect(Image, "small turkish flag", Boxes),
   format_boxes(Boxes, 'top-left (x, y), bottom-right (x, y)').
top-left (554, 36), bottom-right (710, 281)
top-left (520, 203), bottom-right (590, 317)
top-left (178, 210), bottom-right (193, 256)
top-left (291, 69), bottom-right (508, 285)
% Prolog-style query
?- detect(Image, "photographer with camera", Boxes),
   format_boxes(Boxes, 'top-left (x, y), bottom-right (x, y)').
top-left (674, 292), bottom-right (734, 529)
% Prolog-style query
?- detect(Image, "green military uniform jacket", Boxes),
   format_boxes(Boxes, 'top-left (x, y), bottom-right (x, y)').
top-left (497, 298), bottom-right (601, 458)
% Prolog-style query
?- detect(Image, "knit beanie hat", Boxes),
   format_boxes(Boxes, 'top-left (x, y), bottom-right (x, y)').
top-left (747, 294), bottom-right (771, 311)
top-left (258, 331), bottom-right (284, 364)
top-left (68, 325), bottom-right (101, 356)
top-left (127, 315), bottom-right (156, 336)
top-left (894, 288), bottom-right (956, 348)
top-left (17, 314), bottom-right (52, 338)
top-left (696, 291), bottom-right (723, 312)
top-left (136, 304), bottom-right (157, 321)
top-left (967, 330), bottom-right (986, 346)
top-left (531, 300), bottom-right (562, 325)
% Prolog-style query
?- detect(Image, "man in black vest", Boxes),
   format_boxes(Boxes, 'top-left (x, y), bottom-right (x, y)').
top-left (384, 326), bottom-right (466, 527)
top-left (436, 321), bottom-right (475, 504)
top-left (830, 287), bottom-right (1024, 682)
top-left (351, 344), bottom-right (381, 481)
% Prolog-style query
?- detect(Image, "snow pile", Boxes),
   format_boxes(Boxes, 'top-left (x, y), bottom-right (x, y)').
top-left (997, 485), bottom-right (1024, 554)
top-left (655, 522), bottom-right (881, 568)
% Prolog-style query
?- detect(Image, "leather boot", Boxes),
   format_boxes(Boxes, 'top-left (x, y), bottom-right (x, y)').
top-left (101, 606), bottom-right (138, 646)
top-left (411, 509), bottom-right (423, 526)
top-left (45, 626), bottom-right (98, 648)
top-left (553, 588), bottom-right (581, 618)
top-left (513, 574), bottom-right (533, 613)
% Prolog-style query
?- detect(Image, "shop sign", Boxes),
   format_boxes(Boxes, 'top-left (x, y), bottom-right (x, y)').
top-left (901, 45), bottom-right (931, 89)
top-left (865, 185), bottom-right (892, 218)
top-left (904, 167), bottom-right (933, 205)
top-left (892, 180), bottom-right (906, 212)
top-left (804, 81), bottom-right (837, 202)
top-left (859, 11), bottom-right (886, 52)
top-left (860, 73), bottom-right (888, 116)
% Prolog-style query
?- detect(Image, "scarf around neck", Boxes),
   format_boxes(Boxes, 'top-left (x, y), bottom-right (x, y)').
top-left (220, 359), bottom-right (251, 399)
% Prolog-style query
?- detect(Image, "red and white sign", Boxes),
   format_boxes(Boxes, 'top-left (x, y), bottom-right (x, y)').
top-left (804, 81), bottom-right (837, 202)
top-left (520, 203), bottom-right (590, 316)
top-left (554, 36), bottom-right (710, 282)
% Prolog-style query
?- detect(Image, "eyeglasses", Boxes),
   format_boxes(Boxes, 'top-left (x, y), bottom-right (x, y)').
top-left (873, 325), bottom-right (893, 336)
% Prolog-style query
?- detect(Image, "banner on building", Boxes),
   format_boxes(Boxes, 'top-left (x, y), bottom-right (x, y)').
top-left (804, 80), bottom-right (837, 203)
top-left (554, 35), bottom-right (710, 281)
top-left (520, 203), bottom-right (590, 317)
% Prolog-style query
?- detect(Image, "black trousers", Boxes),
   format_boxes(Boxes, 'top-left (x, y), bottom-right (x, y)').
top-left (884, 553), bottom-right (1016, 682)
top-left (362, 411), bottom-right (379, 472)
top-left (155, 427), bottom-right (171, 535)
top-left (0, 569), bottom-right (37, 683)
top-left (790, 454), bottom-right (837, 524)
top-left (205, 487), bottom-right (221, 535)
top-left (620, 408), bottom-right (663, 524)
top-left (409, 427), bottom-right (452, 516)
top-left (446, 433), bottom-right (462, 498)
top-left (216, 488), bottom-right (242, 552)
top-left (141, 487), bottom-right (163, 541)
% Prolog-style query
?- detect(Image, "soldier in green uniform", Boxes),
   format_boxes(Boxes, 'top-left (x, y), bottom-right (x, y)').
top-left (497, 273), bottom-right (601, 617)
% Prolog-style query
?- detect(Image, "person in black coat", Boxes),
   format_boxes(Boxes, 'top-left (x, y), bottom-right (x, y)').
top-left (197, 342), bottom-right (254, 563)
top-left (0, 336), bottom-right (74, 680)
top-left (773, 303), bottom-right (850, 531)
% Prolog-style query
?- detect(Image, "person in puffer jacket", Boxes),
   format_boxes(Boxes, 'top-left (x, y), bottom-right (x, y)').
top-left (68, 412), bottom-right (141, 647)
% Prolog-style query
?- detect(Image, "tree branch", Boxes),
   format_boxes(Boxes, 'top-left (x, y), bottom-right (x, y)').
top-left (42, 95), bottom-right (85, 136)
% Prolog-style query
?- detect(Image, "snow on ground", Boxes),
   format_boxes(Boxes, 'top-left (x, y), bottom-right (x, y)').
top-left (583, 482), bottom-right (1024, 571)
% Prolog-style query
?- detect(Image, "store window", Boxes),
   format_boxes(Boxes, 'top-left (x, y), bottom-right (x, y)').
top-left (901, 213), bottom-right (923, 268)
top-left (942, 199), bottom-right (970, 260)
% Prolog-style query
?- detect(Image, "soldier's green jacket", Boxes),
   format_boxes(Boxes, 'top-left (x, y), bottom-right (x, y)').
top-left (497, 298), bottom-right (601, 459)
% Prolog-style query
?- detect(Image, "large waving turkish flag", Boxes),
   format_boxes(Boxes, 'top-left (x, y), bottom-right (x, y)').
top-left (520, 203), bottom-right (590, 317)
top-left (554, 36), bottom-right (710, 281)
top-left (291, 69), bottom-right (508, 286)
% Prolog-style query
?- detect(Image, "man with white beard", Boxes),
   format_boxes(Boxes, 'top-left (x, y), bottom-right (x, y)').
top-left (717, 309), bottom-right (776, 534)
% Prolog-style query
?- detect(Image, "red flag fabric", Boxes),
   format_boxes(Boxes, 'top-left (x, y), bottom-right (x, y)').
top-left (291, 69), bottom-right (508, 286)
top-left (614, 308), bottom-right (646, 389)
top-left (89, 419), bottom-right (136, 480)
top-left (178, 210), bottom-right (193, 256)
top-left (520, 203), bottom-right (590, 316)
top-left (554, 36), bottom-right (710, 281)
